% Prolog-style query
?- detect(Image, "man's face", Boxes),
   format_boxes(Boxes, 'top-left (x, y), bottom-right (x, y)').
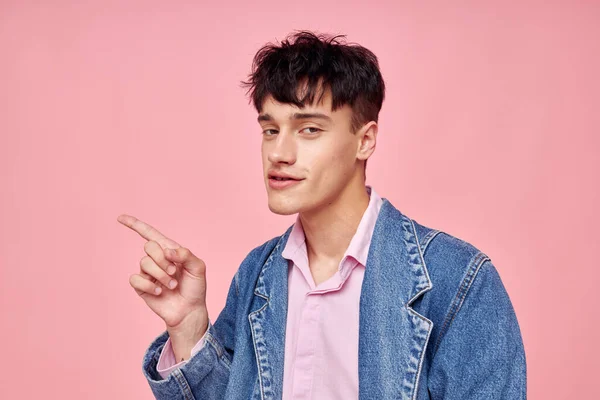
top-left (259, 88), bottom-right (365, 215)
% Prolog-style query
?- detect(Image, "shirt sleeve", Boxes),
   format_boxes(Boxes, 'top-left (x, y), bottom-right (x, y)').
top-left (156, 328), bottom-right (209, 379)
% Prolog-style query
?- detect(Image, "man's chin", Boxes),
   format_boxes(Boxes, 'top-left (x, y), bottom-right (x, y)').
top-left (267, 200), bottom-right (301, 216)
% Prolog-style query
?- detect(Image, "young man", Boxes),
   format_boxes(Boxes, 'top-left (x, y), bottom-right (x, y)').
top-left (119, 31), bottom-right (526, 399)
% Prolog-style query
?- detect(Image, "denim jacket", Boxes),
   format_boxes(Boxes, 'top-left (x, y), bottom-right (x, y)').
top-left (142, 198), bottom-right (527, 399)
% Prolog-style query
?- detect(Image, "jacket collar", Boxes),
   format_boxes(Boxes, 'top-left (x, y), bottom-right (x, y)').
top-left (249, 197), bottom-right (434, 399)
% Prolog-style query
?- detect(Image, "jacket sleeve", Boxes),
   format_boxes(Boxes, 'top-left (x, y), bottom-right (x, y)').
top-left (155, 326), bottom-right (208, 379)
top-left (427, 259), bottom-right (527, 399)
top-left (141, 269), bottom-right (240, 400)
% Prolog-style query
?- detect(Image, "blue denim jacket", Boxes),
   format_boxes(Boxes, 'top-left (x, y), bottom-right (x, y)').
top-left (142, 198), bottom-right (527, 399)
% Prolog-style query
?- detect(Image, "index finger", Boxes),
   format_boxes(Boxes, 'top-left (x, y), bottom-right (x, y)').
top-left (117, 214), bottom-right (181, 249)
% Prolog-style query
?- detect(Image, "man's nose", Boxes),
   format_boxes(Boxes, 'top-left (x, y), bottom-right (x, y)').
top-left (267, 131), bottom-right (297, 165)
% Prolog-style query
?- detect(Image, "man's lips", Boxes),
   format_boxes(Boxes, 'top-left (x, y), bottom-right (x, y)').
top-left (269, 176), bottom-right (303, 181)
top-left (268, 176), bottom-right (304, 189)
top-left (267, 171), bottom-right (304, 180)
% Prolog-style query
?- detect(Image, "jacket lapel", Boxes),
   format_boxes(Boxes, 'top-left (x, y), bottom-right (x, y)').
top-left (248, 198), bottom-right (433, 400)
top-left (358, 198), bottom-right (433, 400)
top-left (248, 226), bottom-right (292, 400)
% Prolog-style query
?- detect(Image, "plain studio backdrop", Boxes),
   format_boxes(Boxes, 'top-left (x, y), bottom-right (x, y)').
top-left (0, 1), bottom-right (598, 399)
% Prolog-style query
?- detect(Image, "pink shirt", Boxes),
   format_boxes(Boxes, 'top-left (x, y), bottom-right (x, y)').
top-left (157, 186), bottom-right (383, 400)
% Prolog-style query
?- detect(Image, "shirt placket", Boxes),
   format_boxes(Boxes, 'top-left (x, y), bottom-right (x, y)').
top-left (291, 291), bottom-right (321, 399)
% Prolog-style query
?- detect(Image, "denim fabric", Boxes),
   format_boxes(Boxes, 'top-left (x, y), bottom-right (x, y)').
top-left (142, 198), bottom-right (526, 399)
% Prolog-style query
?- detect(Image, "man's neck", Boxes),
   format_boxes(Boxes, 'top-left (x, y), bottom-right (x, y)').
top-left (298, 182), bottom-right (370, 265)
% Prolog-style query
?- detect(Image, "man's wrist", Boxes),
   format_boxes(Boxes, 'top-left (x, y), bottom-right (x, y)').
top-left (167, 308), bottom-right (209, 361)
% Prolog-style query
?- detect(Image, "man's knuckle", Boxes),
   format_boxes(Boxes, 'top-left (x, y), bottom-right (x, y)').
top-left (143, 240), bottom-right (155, 252)
top-left (181, 247), bottom-right (191, 257)
top-left (139, 255), bottom-right (150, 267)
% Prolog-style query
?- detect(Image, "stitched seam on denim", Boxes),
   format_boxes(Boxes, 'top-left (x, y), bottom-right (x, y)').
top-left (173, 369), bottom-right (196, 400)
top-left (235, 269), bottom-right (240, 297)
top-left (408, 218), bottom-right (433, 305)
top-left (406, 307), bottom-right (434, 400)
top-left (248, 303), bottom-right (269, 400)
top-left (433, 252), bottom-right (489, 355)
top-left (432, 252), bottom-right (476, 354)
top-left (254, 239), bottom-right (283, 299)
top-left (244, 233), bottom-right (287, 399)
top-left (404, 218), bottom-right (434, 399)
top-left (433, 252), bottom-right (487, 354)
top-left (418, 229), bottom-right (434, 253)
top-left (205, 332), bottom-right (232, 368)
top-left (420, 229), bottom-right (442, 255)
top-left (246, 238), bottom-right (283, 400)
top-left (205, 332), bottom-right (223, 357)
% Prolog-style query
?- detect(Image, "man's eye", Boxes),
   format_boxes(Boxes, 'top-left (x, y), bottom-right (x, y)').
top-left (300, 127), bottom-right (321, 134)
top-left (262, 129), bottom-right (278, 136)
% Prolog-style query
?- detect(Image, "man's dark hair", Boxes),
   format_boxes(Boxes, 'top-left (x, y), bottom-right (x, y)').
top-left (241, 30), bottom-right (386, 134)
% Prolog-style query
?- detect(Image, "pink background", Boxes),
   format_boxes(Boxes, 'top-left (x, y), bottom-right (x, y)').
top-left (1, 1), bottom-right (598, 398)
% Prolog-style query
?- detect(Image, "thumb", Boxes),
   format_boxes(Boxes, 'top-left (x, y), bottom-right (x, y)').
top-left (165, 246), bottom-right (206, 277)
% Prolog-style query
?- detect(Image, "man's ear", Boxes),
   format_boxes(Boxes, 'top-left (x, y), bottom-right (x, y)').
top-left (356, 121), bottom-right (378, 161)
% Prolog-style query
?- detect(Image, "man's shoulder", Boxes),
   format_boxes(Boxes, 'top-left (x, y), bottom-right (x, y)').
top-left (410, 218), bottom-right (497, 316)
top-left (233, 226), bottom-right (292, 281)
top-left (410, 218), bottom-right (505, 333)
top-left (411, 218), bottom-right (490, 280)
top-left (244, 234), bottom-right (282, 263)
top-left (410, 218), bottom-right (522, 363)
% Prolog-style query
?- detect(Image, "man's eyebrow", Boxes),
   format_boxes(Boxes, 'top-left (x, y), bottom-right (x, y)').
top-left (257, 112), bottom-right (333, 123)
